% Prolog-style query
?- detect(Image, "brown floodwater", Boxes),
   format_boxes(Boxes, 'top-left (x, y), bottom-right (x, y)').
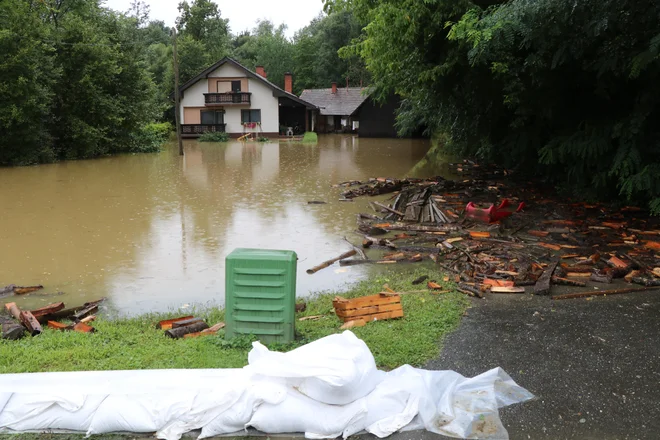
top-left (0, 135), bottom-right (433, 315)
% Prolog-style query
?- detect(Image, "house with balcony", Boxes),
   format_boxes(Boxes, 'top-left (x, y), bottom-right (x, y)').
top-left (177, 57), bottom-right (316, 138)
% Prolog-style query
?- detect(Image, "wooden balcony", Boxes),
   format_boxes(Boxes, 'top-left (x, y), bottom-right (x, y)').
top-left (204, 92), bottom-right (251, 106)
top-left (180, 124), bottom-right (226, 136)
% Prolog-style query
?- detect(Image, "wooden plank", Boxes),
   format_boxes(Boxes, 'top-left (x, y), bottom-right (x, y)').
top-left (29, 302), bottom-right (65, 318)
top-left (528, 230), bottom-right (549, 237)
top-left (332, 294), bottom-right (400, 311)
top-left (469, 231), bottom-right (491, 239)
top-left (538, 242), bottom-right (561, 251)
top-left (48, 321), bottom-right (72, 331)
top-left (490, 286), bottom-right (526, 294)
top-left (566, 272), bottom-right (592, 278)
top-left (336, 303), bottom-right (403, 318)
top-left (345, 309), bottom-right (404, 323)
top-left (73, 322), bottom-right (95, 333)
top-left (373, 201), bottom-right (405, 217)
top-left (71, 304), bottom-right (98, 322)
top-left (157, 315), bottom-right (194, 330)
top-left (534, 259), bottom-right (559, 295)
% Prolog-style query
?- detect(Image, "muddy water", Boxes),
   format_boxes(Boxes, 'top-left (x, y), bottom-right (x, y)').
top-left (0, 135), bottom-right (431, 315)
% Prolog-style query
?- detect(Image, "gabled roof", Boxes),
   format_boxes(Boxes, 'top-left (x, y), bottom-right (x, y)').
top-left (299, 87), bottom-right (370, 116)
top-left (177, 57), bottom-right (316, 109)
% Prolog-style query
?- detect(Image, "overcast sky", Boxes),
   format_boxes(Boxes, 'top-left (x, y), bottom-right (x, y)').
top-left (104, 0), bottom-right (324, 37)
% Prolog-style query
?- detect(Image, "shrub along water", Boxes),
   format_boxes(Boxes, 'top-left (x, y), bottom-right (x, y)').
top-left (198, 131), bottom-right (230, 142)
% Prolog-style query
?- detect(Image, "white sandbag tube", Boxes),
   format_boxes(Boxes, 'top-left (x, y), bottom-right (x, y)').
top-left (0, 331), bottom-right (533, 440)
top-left (245, 331), bottom-right (385, 405)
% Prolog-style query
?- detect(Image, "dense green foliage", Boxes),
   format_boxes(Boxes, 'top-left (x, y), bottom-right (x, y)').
top-left (198, 131), bottom-right (230, 142)
top-left (0, 0), bottom-right (165, 165)
top-left (325, 0), bottom-right (660, 211)
top-left (0, 271), bottom-right (467, 373)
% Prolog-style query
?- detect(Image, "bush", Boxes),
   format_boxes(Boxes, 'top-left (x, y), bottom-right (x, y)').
top-left (302, 132), bottom-right (318, 143)
top-left (199, 131), bottom-right (230, 142)
top-left (127, 122), bottom-right (172, 153)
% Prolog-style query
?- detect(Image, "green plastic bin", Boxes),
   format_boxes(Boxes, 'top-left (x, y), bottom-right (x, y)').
top-left (225, 248), bottom-right (297, 343)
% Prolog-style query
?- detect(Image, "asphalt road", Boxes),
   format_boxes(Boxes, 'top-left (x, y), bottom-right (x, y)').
top-left (374, 290), bottom-right (660, 440)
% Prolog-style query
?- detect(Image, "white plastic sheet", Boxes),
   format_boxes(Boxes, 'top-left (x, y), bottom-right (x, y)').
top-left (0, 331), bottom-right (533, 439)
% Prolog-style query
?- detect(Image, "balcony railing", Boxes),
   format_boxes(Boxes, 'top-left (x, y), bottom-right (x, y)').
top-left (181, 124), bottom-right (226, 135)
top-left (204, 92), bottom-right (251, 105)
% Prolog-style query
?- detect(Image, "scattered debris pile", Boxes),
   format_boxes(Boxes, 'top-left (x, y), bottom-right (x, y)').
top-left (157, 316), bottom-right (225, 339)
top-left (2, 298), bottom-right (104, 340)
top-left (334, 161), bottom-right (660, 300)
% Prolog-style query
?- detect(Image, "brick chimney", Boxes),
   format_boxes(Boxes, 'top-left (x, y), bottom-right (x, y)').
top-left (331, 82), bottom-right (337, 94)
top-left (255, 66), bottom-right (267, 78)
top-left (284, 72), bottom-right (293, 94)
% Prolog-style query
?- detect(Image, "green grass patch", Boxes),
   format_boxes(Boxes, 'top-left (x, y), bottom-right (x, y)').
top-left (198, 131), bottom-right (229, 142)
top-left (0, 270), bottom-right (467, 375)
top-left (302, 131), bottom-right (318, 143)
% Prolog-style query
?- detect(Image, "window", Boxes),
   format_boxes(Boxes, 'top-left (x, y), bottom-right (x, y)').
top-left (241, 109), bottom-right (261, 124)
top-left (231, 80), bottom-right (241, 92)
top-left (201, 110), bottom-right (224, 125)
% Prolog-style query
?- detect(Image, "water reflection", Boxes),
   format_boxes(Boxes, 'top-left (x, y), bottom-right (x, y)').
top-left (0, 135), bottom-right (430, 315)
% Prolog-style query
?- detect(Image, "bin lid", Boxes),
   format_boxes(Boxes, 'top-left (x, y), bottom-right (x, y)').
top-left (226, 248), bottom-right (297, 262)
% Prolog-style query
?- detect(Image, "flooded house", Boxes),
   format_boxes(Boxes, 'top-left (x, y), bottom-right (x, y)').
top-left (300, 85), bottom-right (402, 137)
top-left (177, 57), bottom-right (316, 138)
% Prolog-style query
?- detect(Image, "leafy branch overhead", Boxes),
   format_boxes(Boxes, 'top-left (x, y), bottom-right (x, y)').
top-left (324, 0), bottom-right (660, 213)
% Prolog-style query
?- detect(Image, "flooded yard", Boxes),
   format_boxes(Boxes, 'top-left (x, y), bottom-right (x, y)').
top-left (0, 135), bottom-right (431, 315)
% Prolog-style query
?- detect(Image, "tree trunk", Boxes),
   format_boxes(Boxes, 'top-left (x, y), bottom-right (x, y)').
top-left (172, 27), bottom-right (184, 156)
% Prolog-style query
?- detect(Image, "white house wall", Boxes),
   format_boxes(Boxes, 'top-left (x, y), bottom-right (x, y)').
top-left (180, 80), bottom-right (207, 122)
top-left (180, 62), bottom-right (281, 134)
top-left (246, 78), bottom-right (279, 134)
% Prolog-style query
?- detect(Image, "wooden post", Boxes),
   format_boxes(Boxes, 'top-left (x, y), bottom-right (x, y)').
top-left (172, 27), bottom-right (184, 156)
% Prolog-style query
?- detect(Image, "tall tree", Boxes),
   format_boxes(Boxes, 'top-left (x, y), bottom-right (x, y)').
top-left (0, 0), bottom-right (58, 165)
top-left (176, 0), bottom-right (230, 60)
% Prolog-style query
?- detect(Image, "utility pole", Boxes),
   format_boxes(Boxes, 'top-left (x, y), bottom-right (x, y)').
top-left (172, 27), bottom-right (184, 156)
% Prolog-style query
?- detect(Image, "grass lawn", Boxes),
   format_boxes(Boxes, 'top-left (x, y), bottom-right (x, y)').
top-left (0, 269), bottom-right (468, 439)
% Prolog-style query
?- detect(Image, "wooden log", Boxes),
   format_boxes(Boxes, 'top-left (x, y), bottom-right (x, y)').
top-left (172, 317), bottom-right (205, 329)
top-left (29, 302), bottom-right (65, 318)
top-left (533, 259), bottom-right (559, 296)
top-left (307, 250), bottom-right (357, 274)
top-left (0, 284), bottom-right (16, 296)
top-left (551, 276), bottom-right (587, 287)
top-left (343, 237), bottom-right (368, 260)
top-left (551, 286), bottom-right (660, 300)
top-left (362, 236), bottom-right (396, 249)
top-left (373, 201), bottom-right (405, 217)
top-left (4, 302), bottom-right (21, 320)
top-left (38, 298), bottom-right (106, 323)
top-left (590, 273), bottom-right (613, 284)
top-left (631, 277), bottom-right (660, 287)
top-left (71, 304), bottom-right (99, 322)
top-left (19, 311), bottom-right (42, 336)
top-left (13, 285), bottom-right (44, 295)
top-left (157, 315), bottom-right (195, 330)
top-left (81, 315), bottom-right (96, 323)
top-left (183, 331), bottom-right (217, 338)
top-left (165, 321), bottom-right (209, 339)
top-left (1, 323), bottom-right (26, 340)
top-left (457, 283), bottom-right (485, 298)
